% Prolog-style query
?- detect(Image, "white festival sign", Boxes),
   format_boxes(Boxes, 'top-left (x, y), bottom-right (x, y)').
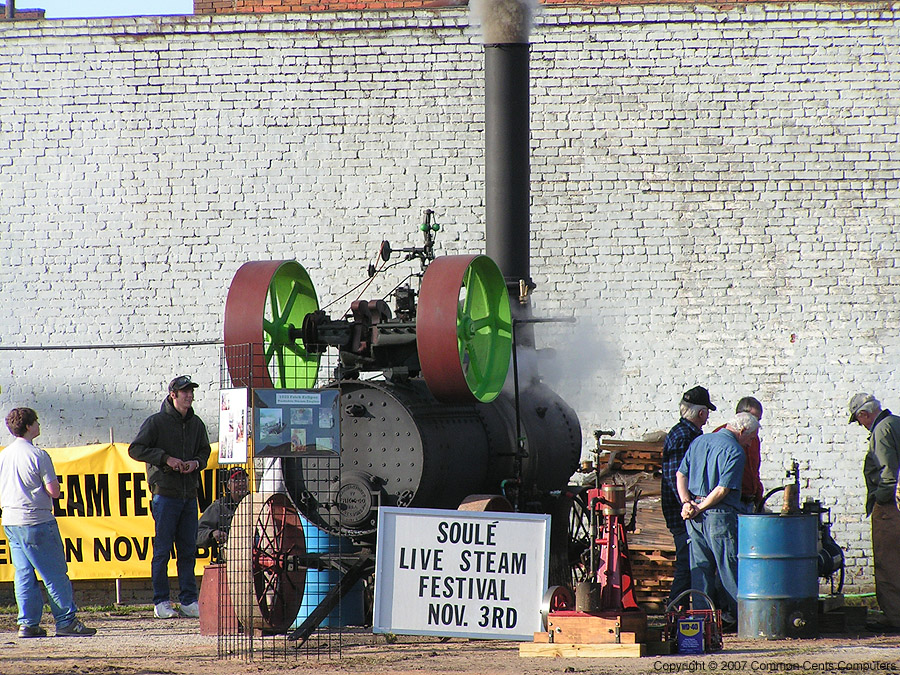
top-left (373, 507), bottom-right (550, 641)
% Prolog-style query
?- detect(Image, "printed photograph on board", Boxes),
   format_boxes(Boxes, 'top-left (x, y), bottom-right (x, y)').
top-left (290, 407), bottom-right (313, 425)
top-left (218, 388), bottom-right (249, 463)
top-left (318, 407), bottom-right (334, 429)
top-left (258, 408), bottom-right (285, 445)
top-left (290, 428), bottom-right (307, 453)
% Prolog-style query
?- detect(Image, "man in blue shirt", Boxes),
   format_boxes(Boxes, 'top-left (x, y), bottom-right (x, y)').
top-left (676, 412), bottom-right (759, 628)
top-left (661, 386), bottom-right (716, 609)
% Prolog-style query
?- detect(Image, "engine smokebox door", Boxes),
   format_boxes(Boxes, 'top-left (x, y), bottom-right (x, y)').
top-left (337, 471), bottom-right (380, 529)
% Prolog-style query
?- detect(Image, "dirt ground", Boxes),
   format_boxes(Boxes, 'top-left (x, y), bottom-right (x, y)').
top-left (1, 607), bottom-right (899, 675)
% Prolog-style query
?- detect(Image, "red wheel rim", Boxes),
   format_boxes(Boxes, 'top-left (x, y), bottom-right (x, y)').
top-left (224, 260), bottom-right (319, 389)
top-left (417, 255), bottom-right (512, 404)
top-left (228, 493), bottom-right (307, 632)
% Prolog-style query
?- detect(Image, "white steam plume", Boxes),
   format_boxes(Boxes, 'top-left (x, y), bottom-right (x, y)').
top-left (471, 0), bottom-right (536, 44)
top-left (506, 313), bottom-right (620, 450)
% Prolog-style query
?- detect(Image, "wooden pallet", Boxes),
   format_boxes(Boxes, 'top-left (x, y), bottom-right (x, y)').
top-left (520, 642), bottom-right (646, 658)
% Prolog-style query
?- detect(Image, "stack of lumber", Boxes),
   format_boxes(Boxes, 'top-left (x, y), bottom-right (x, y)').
top-left (629, 545), bottom-right (676, 608)
top-left (590, 435), bottom-right (676, 610)
top-left (597, 438), bottom-right (664, 473)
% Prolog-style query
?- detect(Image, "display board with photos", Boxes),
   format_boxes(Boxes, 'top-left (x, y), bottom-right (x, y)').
top-left (253, 389), bottom-right (340, 457)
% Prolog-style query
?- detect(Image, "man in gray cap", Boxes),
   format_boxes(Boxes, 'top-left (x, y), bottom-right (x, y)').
top-left (848, 392), bottom-right (900, 631)
top-left (129, 376), bottom-right (211, 620)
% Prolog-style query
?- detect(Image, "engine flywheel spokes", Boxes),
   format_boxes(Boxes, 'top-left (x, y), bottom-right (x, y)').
top-left (418, 255), bottom-right (512, 404)
top-left (224, 260), bottom-right (320, 389)
top-left (228, 493), bottom-right (307, 633)
top-left (252, 494), bottom-right (306, 629)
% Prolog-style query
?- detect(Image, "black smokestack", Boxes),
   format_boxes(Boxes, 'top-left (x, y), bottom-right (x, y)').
top-left (475, 0), bottom-right (534, 296)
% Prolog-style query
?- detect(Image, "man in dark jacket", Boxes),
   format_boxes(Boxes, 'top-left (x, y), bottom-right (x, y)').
top-left (129, 375), bottom-right (211, 620)
top-left (848, 392), bottom-right (900, 632)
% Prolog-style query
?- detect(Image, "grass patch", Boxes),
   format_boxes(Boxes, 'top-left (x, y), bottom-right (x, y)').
top-left (82, 603), bottom-right (151, 615)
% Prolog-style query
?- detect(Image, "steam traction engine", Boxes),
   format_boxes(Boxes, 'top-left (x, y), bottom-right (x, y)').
top-left (219, 221), bottom-right (583, 638)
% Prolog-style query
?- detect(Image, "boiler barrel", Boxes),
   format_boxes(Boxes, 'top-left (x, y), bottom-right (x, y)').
top-left (737, 514), bottom-right (819, 639)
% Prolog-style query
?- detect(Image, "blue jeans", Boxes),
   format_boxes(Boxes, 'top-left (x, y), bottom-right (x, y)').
top-left (151, 494), bottom-right (199, 605)
top-left (686, 508), bottom-right (739, 619)
top-left (4, 521), bottom-right (77, 628)
top-left (668, 527), bottom-right (692, 609)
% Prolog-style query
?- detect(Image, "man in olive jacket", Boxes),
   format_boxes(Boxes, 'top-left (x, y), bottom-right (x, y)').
top-left (848, 392), bottom-right (900, 632)
top-left (129, 375), bottom-right (211, 620)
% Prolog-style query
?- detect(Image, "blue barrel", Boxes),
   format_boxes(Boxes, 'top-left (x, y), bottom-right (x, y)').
top-left (291, 518), bottom-right (365, 629)
top-left (737, 514), bottom-right (819, 639)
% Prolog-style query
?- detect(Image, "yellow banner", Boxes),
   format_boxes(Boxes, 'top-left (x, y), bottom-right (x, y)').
top-left (0, 443), bottom-right (227, 581)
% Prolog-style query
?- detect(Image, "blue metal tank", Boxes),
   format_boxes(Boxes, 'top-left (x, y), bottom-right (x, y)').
top-left (737, 514), bottom-right (819, 639)
top-left (292, 517), bottom-right (365, 629)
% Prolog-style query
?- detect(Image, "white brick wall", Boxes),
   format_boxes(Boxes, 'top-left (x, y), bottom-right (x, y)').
top-left (1, 4), bottom-right (898, 589)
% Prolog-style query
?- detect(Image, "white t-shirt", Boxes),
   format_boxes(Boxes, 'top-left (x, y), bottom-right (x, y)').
top-left (0, 437), bottom-right (57, 526)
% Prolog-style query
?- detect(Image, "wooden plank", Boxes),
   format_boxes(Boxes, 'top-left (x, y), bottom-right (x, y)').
top-left (632, 551), bottom-right (673, 563)
top-left (547, 612), bottom-right (647, 644)
top-left (519, 642), bottom-right (646, 658)
top-left (601, 439), bottom-right (663, 448)
top-left (629, 545), bottom-right (676, 554)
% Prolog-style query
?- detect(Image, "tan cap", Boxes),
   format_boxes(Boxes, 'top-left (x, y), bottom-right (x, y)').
top-left (848, 392), bottom-right (876, 424)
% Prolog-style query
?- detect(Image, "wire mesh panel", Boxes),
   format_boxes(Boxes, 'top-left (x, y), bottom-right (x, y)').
top-left (210, 345), bottom-right (369, 661)
top-left (221, 342), bottom-right (333, 391)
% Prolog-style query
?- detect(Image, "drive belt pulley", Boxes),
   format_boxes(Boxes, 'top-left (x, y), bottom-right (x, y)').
top-left (224, 260), bottom-right (320, 389)
top-left (417, 254), bottom-right (512, 404)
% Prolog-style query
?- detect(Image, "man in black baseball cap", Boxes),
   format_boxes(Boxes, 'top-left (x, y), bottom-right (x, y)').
top-left (681, 386), bottom-right (716, 411)
top-left (661, 385), bottom-right (716, 610)
top-left (168, 375), bottom-right (200, 393)
top-left (129, 375), bottom-right (210, 620)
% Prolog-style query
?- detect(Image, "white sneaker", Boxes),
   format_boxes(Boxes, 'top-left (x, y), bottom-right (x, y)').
top-left (154, 601), bottom-right (178, 619)
top-left (179, 601), bottom-right (200, 618)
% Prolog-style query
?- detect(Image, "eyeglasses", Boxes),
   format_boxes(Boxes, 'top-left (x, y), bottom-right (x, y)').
top-left (172, 376), bottom-right (193, 388)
